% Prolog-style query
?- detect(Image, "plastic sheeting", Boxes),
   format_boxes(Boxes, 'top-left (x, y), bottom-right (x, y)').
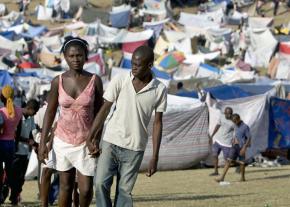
top-left (268, 97), bottom-right (290, 149)
top-left (21, 25), bottom-right (47, 39)
top-left (196, 63), bottom-right (222, 79)
top-left (0, 36), bottom-right (27, 51)
top-left (140, 102), bottom-right (209, 171)
top-left (110, 8), bottom-right (131, 28)
top-left (0, 70), bottom-right (13, 87)
top-left (220, 69), bottom-right (255, 83)
top-left (245, 29), bottom-right (278, 68)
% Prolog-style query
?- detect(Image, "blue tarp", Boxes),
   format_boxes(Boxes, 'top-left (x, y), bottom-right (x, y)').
top-left (206, 85), bottom-right (252, 100)
top-left (110, 9), bottom-right (130, 28)
top-left (13, 71), bottom-right (39, 77)
top-left (0, 70), bottom-right (14, 88)
top-left (199, 63), bottom-right (223, 74)
top-left (233, 84), bottom-right (274, 95)
top-left (268, 97), bottom-right (290, 149)
top-left (176, 90), bottom-right (198, 98)
top-left (175, 84), bottom-right (252, 100)
top-left (152, 67), bottom-right (172, 80)
top-left (120, 57), bottom-right (131, 69)
top-left (21, 25), bottom-right (47, 39)
top-left (0, 31), bottom-right (17, 41)
top-left (213, 0), bottom-right (231, 4)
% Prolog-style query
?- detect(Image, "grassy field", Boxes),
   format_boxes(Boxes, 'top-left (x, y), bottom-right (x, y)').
top-left (12, 165), bottom-right (290, 207)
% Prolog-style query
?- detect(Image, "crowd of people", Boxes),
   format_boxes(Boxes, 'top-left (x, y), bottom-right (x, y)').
top-left (0, 37), bottom-right (167, 207)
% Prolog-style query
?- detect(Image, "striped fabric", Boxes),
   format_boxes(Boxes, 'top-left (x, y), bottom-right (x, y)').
top-left (140, 105), bottom-right (209, 171)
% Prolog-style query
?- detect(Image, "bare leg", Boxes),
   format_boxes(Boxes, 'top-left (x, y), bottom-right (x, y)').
top-left (215, 160), bottom-right (231, 182)
top-left (73, 182), bottom-right (79, 207)
top-left (58, 168), bottom-right (75, 207)
top-left (40, 168), bottom-right (54, 207)
top-left (213, 156), bottom-right (219, 174)
top-left (240, 163), bottom-right (246, 182)
top-left (77, 171), bottom-right (93, 207)
top-left (209, 156), bottom-right (219, 176)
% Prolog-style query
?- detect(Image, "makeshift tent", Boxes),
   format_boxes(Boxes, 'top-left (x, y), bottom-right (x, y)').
top-left (178, 12), bottom-right (219, 29)
top-left (143, 18), bottom-right (169, 39)
top-left (0, 36), bottom-right (27, 51)
top-left (143, 0), bottom-right (167, 21)
top-left (248, 17), bottom-right (273, 29)
top-left (245, 28), bottom-right (278, 68)
top-left (173, 63), bottom-right (199, 80)
top-left (110, 5), bottom-right (131, 28)
top-left (140, 96), bottom-right (208, 171)
top-left (21, 25), bottom-right (47, 39)
top-left (196, 63), bottom-right (222, 79)
top-left (36, 5), bottom-right (53, 20)
top-left (175, 84), bottom-right (252, 99)
top-left (220, 69), bottom-right (255, 83)
top-left (206, 90), bottom-right (273, 160)
top-left (0, 31), bottom-right (17, 41)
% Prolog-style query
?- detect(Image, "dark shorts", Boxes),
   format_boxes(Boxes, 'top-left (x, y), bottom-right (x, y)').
top-left (229, 144), bottom-right (245, 162)
top-left (212, 142), bottom-right (231, 160)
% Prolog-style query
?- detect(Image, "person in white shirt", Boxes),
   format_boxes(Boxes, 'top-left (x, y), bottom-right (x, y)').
top-left (87, 45), bottom-right (167, 207)
top-left (209, 107), bottom-right (235, 176)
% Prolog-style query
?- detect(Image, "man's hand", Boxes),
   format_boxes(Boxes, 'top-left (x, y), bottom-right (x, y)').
top-left (86, 137), bottom-right (101, 158)
top-left (38, 144), bottom-right (48, 164)
top-left (28, 138), bottom-right (36, 146)
top-left (146, 157), bottom-right (158, 177)
top-left (209, 135), bottom-right (213, 145)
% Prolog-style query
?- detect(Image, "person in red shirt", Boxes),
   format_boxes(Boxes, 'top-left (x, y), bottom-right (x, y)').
top-left (0, 85), bottom-right (23, 204)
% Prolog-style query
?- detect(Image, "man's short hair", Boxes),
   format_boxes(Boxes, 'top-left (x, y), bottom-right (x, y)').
top-left (26, 99), bottom-right (40, 111)
top-left (225, 107), bottom-right (233, 113)
top-left (133, 45), bottom-right (154, 63)
top-left (232, 113), bottom-right (240, 120)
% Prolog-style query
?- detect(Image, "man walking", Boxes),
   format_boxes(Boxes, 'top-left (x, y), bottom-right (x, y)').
top-left (209, 107), bottom-right (235, 176)
top-left (87, 45), bottom-right (167, 207)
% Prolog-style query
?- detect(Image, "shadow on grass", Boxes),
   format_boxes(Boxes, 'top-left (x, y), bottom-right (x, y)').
top-left (3, 193), bottom-right (252, 205)
top-left (246, 167), bottom-right (290, 174)
top-left (248, 173), bottom-right (290, 181)
top-left (2, 202), bottom-right (41, 207)
top-left (133, 193), bottom-right (248, 202)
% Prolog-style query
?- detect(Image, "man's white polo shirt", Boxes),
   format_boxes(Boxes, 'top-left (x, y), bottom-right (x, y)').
top-left (103, 72), bottom-right (167, 151)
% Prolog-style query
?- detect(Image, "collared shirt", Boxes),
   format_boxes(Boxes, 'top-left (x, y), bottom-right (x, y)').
top-left (214, 114), bottom-right (235, 147)
top-left (234, 121), bottom-right (251, 147)
top-left (16, 116), bottom-right (36, 156)
top-left (103, 72), bottom-right (167, 151)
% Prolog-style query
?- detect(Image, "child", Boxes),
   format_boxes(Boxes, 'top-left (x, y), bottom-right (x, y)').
top-left (215, 113), bottom-right (251, 182)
